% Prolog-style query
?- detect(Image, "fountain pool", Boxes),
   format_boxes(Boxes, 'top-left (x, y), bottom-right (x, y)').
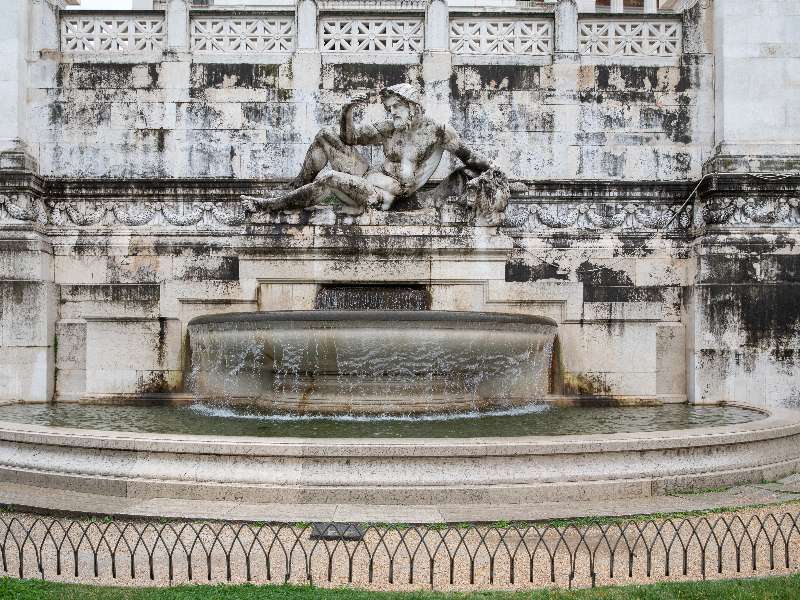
top-left (0, 308), bottom-right (798, 507)
top-left (0, 401), bottom-right (766, 438)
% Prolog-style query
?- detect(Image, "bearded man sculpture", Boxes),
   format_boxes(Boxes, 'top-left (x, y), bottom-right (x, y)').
top-left (243, 83), bottom-right (509, 225)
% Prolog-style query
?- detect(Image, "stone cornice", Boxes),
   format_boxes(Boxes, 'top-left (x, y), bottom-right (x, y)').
top-left (10, 175), bottom-right (800, 236)
top-left (0, 176), bottom-right (697, 233)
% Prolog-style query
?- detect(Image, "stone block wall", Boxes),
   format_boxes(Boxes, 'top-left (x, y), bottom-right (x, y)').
top-left (0, 0), bottom-right (798, 410)
top-left (27, 1), bottom-right (711, 181)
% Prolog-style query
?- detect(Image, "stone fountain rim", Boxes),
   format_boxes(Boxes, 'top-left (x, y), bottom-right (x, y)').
top-left (0, 404), bottom-right (794, 458)
top-left (1, 404), bottom-right (799, 504)
top-left (188, 310), bottom-right (558, 328)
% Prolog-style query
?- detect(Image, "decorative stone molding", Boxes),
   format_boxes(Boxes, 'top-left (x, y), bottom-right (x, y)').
top-left (505, 201), bottom-right (692, 231)
top-left (579, 19), bottom-right (681, 58)
top-left (320, 18), bottom-right (424, 53)
top-left (36, 197), bottom-right (694, 232)
top-left (190, 16), bottom-right (295, 53)
top-left (20, 180), bottom-right (696, 231)
top-left (693, 174), bottom-right (800, 228)
top-left (0, 193), bottom-right (48, 225)
top-left (61, 15), bottom-right (166, 53)
top-left (450, 18), bottom-right (553, 56)
top-left (47, 200), bottom-right (253, 228)
top-left (696, 198), bottom-right (800, 227)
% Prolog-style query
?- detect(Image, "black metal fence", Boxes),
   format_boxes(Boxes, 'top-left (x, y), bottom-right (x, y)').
top-left (2, 509), bottom-right (800, 590)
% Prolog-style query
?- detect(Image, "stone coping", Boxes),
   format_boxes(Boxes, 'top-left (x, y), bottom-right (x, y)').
top-left (188, 309), bottom-right (559, 328)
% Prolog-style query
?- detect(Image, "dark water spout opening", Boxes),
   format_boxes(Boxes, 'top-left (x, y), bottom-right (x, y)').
top-left (314, 284), bottom-right (431, 311)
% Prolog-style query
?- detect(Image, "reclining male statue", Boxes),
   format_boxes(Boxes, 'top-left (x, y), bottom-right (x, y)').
top-left (243, 83), bottom-right (509, 224)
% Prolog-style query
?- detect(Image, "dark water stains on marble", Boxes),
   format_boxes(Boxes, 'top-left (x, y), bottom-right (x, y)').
top-left (191, 63), bottom-right (280, 89)
top-left (702, 254), bottom-right (800, 285)
top-left (48, 102), bottom-right (112, 129)
top-left (178, 257), bottom-right (239, 281)
top-left (601, 151), bottom-right (626, 178)
top-left (663, 97), bottom-right (693, 144)
top-left (56, 63), bottom-right (160, 90)
top-left (597, 65), bottom-right (661, 91)
top-left (328, 64), bottom-right (420, 93)
top-left (505, 260), bottom-right (567, 282)
top-left (136, 371), bottom-right (173, 394)
top-left (178, 104), bottom-right (228, 130)
top-left (132, 128), bottom-right (167, 153)
top-left (242, 102), bottom-right (298, 131)
top-left (615, 235), bottom-right (656, 257)
top-left (583, 285), bottom-right (667, 303)
top-left (705, 283), bottom-right (800, 354)
top-left (59, 284), bottom-right (160, 307)
top-left (151, 240), bottom-right (228, 257)
top-left (451, 65), bottom-right (541, 98)
top-left (576, 261), bottom-right (634, 287)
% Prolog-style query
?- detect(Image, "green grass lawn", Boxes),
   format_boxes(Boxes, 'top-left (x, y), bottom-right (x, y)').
top-left (1, 576), bottom-right (800, 600)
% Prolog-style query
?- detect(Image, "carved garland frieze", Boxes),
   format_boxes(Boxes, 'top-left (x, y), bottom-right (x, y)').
top-left (505, 201), bottom-right (692, 231)
top-left (0, 194), bottom-right (48, 225)
top-left (18, 197), bottom-right (799, 230)
top-left (46, 201), bottom-right (253, 228)
top-left (23, 197), bottom-right (696, 232)
top-left (697, 197), bottom-right (800, 227)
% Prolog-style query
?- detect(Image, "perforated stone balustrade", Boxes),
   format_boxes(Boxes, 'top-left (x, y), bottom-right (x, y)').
top-left (59, 0), bottom-right (683, 62)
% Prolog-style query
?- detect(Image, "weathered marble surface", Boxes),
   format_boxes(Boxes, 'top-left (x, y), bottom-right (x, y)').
top-left (0, 0), bottom-right (798, 409)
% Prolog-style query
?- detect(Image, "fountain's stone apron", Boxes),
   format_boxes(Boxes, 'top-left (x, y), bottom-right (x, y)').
top-left (188, 311), bottom-right (557, 415)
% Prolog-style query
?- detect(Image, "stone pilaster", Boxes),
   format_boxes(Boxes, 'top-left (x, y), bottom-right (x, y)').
top-left (707, 0), bottom-right (800, 173)
top-left (0, 0), bottom-right (34, 171)
top-left (686, 0), bottom-right (800, 407)
top-left (166, 0), bottom-right (190, 53)
top-left (292, 0), bottom-right (322, 92)
top-left (554, 0), bottom-right (579, 64)
top-left (686, 174), bottom-right (800, 407)
top-left (422, 0), bottom-right (452, 162)
top-left (0, 0), bottom-right (58, 402)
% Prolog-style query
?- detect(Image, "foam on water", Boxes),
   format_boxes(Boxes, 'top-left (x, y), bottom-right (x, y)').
top-left (188, 401), bottom-right (551, 423)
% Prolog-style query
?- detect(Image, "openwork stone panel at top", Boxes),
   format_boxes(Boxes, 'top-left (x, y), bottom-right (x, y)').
top-left (320, 18), bottom-right (424, 53)
top-left (450, 18), bottom-right (553, 55)
top-left (190, 16), bottom-right (295, 53)
top-left (61, 15), bottom-right (165, 52)
top-left (579, 19), bottom-right (681, 57)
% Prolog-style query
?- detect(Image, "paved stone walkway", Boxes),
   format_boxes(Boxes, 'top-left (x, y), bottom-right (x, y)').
top-left (2, 475), bottom-right (800, 523)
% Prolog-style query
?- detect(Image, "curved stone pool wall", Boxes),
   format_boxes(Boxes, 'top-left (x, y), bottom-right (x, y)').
top-left (0, 406), bottom-right (798, 505)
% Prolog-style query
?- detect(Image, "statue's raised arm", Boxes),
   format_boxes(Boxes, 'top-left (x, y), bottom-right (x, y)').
top-left (242, 83), bottom-right (509, 224)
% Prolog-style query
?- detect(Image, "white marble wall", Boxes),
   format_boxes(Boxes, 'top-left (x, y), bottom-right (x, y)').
top-left (27, 0), bottom-right (707, 181)
top-left (712, 0), bottom-right (800, 164)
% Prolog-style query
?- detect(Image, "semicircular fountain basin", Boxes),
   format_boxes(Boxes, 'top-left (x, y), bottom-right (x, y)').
top-left (188, 311), bottom-right (558, 415)
top-left (0, 404), bottom-right (799, 506)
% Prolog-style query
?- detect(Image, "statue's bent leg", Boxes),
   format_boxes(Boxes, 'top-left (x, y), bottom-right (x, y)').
top-left (293, 128), bottom-right (369, 188)
top-left (316, 171), bottom-right (382, 211)
top-left (258, 171), bottom-right (381, 213)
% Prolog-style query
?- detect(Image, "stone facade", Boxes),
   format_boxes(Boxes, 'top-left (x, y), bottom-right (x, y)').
top-left (0, 0), bottom-right (798, 409)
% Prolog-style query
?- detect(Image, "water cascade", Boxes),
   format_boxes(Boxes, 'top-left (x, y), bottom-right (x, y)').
top-left (188, 287), bottom-right (557, 415)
